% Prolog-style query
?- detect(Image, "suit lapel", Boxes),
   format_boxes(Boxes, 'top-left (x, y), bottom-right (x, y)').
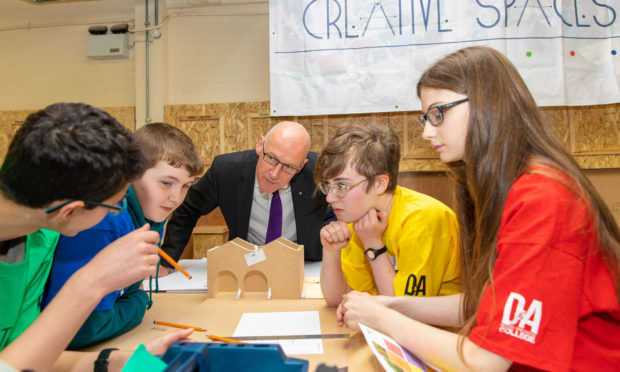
top-left (236, 159), bottom-right (256, 239)
top-left (290, 171), bottom-right (310, 241)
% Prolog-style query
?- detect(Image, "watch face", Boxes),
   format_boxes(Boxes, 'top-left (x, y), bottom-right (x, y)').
top-left (365, 247), bottom-right (386, 261)
top-left (365, 249), bottom-right (376, 260)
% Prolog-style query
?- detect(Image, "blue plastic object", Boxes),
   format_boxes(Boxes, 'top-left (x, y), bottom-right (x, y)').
top-left (161, 342), bottom-right (309, 372)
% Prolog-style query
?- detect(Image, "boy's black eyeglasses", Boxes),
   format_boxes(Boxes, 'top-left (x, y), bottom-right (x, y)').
top-left (418, 98), bottom-right (469, 129)
top-left (262, 144), bottom-right (301, 175)
top-left (45, 196), bottom-right (128, 216)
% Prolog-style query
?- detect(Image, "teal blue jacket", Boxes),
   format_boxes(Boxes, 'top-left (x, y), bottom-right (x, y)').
top-left (43, 186), bottom-right (165, 349)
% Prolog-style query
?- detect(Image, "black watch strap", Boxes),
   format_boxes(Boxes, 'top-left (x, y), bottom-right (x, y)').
top-left (94, 348), bottom-right (118, 372)
top-left (364, 246), bottom-right (387, 261)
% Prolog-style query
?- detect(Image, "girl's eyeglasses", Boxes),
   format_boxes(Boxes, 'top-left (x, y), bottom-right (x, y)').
top-left (418, 97), bottom-right (469, 129)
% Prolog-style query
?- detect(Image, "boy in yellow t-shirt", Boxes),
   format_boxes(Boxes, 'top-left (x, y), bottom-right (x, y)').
top-left (315, 122), bottom-right (460, 307)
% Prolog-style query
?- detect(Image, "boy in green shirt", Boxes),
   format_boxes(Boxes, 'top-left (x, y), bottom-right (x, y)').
top-left (0, 103), bottom-right (191, 371)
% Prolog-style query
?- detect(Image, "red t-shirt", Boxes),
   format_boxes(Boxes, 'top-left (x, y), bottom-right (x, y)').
top-left (468, 170), bottom-right (620, 371)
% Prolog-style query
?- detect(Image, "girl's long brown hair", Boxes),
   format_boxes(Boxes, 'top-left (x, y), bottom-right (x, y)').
top-left (416, 46), bottom-right (620, 358)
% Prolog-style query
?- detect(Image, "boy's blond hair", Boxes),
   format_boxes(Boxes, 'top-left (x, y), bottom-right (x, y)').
top-left (134, 123), bottom-right (204, 177)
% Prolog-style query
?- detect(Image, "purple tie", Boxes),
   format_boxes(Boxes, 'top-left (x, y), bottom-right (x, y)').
top-left (265, 190), bottom-right (282, 244)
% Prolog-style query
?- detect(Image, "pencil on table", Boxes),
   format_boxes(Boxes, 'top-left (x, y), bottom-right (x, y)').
top-left (153, 320), bottom-right (206, 332)
top-left (158, 248), bottom-right (192, 279)
top-left (208, 334), bottom-right (245, 344)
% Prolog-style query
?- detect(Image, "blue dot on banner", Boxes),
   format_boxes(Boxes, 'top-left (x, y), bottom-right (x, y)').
top-left (612, 50), bottom-right (617, 56)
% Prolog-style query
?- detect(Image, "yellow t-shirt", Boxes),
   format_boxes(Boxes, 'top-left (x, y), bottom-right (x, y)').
top-left (341, 186), bottom-right (460, 297)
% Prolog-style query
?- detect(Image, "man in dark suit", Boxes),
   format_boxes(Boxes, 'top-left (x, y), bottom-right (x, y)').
top-left (159, 121), bottom-right (328, 274)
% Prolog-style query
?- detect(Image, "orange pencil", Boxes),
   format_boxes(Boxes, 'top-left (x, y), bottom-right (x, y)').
top-left (208, 334), bottom-right (245, 344)
top-left (158, 248), bottom-right (192, 279)
top-left (154, 320), bottom-right (206, 332)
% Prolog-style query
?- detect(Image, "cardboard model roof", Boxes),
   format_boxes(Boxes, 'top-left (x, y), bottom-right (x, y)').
top-left (206, 237), bottom-right (304, 299)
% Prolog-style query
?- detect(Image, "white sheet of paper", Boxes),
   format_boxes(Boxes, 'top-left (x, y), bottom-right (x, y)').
top-left (142, 258), bottom-right (207, 292)
top-left (233, 311), bottom-right (323, 355)
top-left (245, 339), bottom-right (323, 355)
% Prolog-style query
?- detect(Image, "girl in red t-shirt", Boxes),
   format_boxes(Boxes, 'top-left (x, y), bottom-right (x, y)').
top-left (338, 46), bottom-right (620, 371)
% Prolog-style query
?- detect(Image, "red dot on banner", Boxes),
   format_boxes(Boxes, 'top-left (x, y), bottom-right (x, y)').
top-left (570, 51), bottom-right (575, 56)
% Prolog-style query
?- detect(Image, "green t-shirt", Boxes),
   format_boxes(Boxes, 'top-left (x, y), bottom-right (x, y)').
top-left (0, 229), bottom-right (59, 350)
top-left (122, 344), bottom-right (167, 372)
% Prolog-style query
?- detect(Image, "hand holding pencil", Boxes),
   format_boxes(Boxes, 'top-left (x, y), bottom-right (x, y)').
top-left (158, 248), bottom-right (192, 279)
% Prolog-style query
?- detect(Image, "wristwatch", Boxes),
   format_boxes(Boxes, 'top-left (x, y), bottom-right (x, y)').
top-left (364, 246), bottom-right (387, 261)
top-left (94, 348), bottom-right (118, 372)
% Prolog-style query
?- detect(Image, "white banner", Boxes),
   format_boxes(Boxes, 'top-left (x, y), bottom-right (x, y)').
top-left (269, 0), bottom-right (620, 116)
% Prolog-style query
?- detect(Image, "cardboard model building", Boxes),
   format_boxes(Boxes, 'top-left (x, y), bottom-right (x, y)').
top-left (206, 237), bottom-right (304, 299)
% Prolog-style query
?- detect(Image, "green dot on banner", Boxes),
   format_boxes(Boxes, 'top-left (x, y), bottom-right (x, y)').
top-left (526, 51), bottom-right (532, 57)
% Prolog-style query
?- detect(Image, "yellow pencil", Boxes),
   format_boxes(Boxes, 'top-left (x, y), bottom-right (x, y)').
top-left (158, 248), bottom-right (192, 279)
top-left (208, 334), bottom-right (245, 344)
top-left (153, 320), bottom-right (206, 332)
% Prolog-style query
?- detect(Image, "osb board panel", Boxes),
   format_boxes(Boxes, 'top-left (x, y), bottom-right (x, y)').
top-left (0, 107), bottom-right (133, 138)
top-left (374, 112), bottom-right (390, 127)
top-left (0, 106), bottom-right (133, 163)
top-left (297, 115), bottom-right (327, 153)
top-left (223, 102), bottom-right (269, 153)
top-left (401, 158), bottom-right (449, 172)
top-left (541, 106), bottom-right (570, 150)
top-left (104, 106), bottom-right (136, 131)
top-left (174, 116), bottom-right (221, 167)
top-left (386, 112), bottom-right (404, 139)
top-left (568, 105), bottom-right (620, 154)
top-left (575, 154), bottom-right (620, 169)
top-left (193, 233), bottom-right (229, 259)
top-left (327, 113), bottom-right (380, 131)
top-left (403, 111), bottom-right (436, 159)
top-left (165, 102), bottom-right (272, 155)
top-left (0, 109), bottom-right (35, 162)
top-left (164, 104), bottom-right (207, 124)
top-left (248, 114), bottom-right (274, 149)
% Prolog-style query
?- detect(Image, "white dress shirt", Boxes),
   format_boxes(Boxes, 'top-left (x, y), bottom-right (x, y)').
top-left (247, 177), bottom-right (297, 245)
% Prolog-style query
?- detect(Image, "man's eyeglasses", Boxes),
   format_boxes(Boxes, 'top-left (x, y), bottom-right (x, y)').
top-left (318, 178), bottom-right (369, 198)
top-left (418, 97), bottom-right (469, 129)
top-left (45, 196), bottom-right (128, 216)
top-left (262, 144), bottom-right (301, 175)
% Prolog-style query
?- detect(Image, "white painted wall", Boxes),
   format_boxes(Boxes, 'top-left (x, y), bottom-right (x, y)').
top-left (0, 0), bottom-right (135, 110)
top-left (0, 0), bottom-right (270, 113)
top-left (166, 10), bottom-right (269, 104)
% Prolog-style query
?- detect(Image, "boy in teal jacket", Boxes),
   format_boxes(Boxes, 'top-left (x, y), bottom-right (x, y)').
top-left (43, 123), bottom-right (203, 348)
